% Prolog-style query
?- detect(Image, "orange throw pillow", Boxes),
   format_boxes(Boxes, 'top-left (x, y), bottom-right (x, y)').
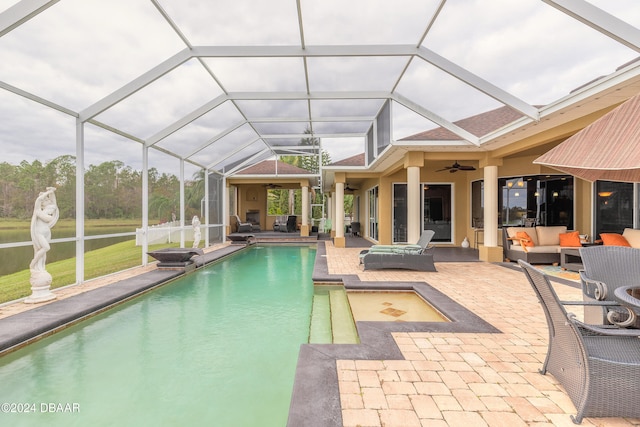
top-left (559, 231), bottom-right (582, 247)
top-left (515, 231), bottom-right (534, 251)
top-left (601, 233), bottom-right (631, 247)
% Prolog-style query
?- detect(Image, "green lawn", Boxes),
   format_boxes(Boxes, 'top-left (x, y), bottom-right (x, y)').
top-left (0, 240), bottom-right (179, 304)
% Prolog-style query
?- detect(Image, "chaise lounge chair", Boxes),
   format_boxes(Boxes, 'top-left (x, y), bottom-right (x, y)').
top-left (519, 260), bottom-right (640, 424)
top-left (360, 230), bottom-right (436, 271)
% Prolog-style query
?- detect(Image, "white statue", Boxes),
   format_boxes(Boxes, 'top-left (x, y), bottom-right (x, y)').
top-left (26, 187), bottom-right (59, 303)
top-left (192, 215), bottom-right (201, 248)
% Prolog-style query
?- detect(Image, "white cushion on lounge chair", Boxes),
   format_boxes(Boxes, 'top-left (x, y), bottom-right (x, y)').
top-left (368, 244), bottom-right (421, 253)
top-left (359, 230), bottom-right (435, 259)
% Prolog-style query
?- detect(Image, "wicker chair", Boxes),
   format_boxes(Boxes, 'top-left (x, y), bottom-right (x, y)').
top-left (233, 214), bottom-right (252, 233)
top-left (579, 246), bottom-right (640, 327)
top-left (519, 260), bottom-right (640, 424)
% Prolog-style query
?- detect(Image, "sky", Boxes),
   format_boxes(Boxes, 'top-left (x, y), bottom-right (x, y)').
top-left (0, 0), bottom-right (639, 174)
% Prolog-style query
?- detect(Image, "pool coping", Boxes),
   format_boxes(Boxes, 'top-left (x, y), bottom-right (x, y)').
top-left (287, 242), bottom-right (501, 427)
top-left (0, 244), bottom-right (246, 355)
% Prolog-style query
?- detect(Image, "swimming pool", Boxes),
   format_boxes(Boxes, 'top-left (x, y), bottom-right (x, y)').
top-left (0, 245), bottom-right (315, 426)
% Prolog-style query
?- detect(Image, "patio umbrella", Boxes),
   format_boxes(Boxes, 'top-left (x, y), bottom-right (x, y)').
top-left (534, 92), bottom-right (640, 182)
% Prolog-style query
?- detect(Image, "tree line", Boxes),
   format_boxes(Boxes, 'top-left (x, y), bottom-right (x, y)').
top-left (0, 155), bottom-right (202, 222)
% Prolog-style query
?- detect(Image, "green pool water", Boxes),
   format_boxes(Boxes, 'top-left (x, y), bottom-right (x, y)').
top-left (0, 245), bottom-right (316, 427)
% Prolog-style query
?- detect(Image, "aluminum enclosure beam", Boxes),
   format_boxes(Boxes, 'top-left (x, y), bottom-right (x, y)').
top-left (392, 93), bottom-right (480, 145)
top-left (416, 46), bottom-right (540, 121)
top-left (79, 48), bottom-right (193, 122)
top-left (0, 0), bottom-right (59, 37)
top-left (543, 0), bottom-right (640, 53)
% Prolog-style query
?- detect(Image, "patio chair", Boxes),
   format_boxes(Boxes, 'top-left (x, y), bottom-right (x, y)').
top-left (350, 221), bottom-right (361, 237)
top-left (360, 230), bottom-right (437, 272)
top-left (579, 246), bottom-right (640, 327)
top-left (360, 230), bottom-right (435, 258)
top-left (285, 215), bottom-right (297, 232)
top-left (519, 260), bottom-right (640, 424)
top-left (233, 214), bottom-right (252, 233)
top-left (323, 218), bottom-right (332, 234)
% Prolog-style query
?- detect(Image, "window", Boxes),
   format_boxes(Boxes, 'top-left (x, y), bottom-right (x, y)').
top-left (595, 181), bottom-right (634, 238)
top-left (497, 175), bottom-right (573, 228)
top-left (471, 180), bottom-right (483, 227)
top-left (267, 189), bottom-right (301, 215)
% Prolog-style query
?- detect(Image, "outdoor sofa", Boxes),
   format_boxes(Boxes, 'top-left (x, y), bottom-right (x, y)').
top-left (502, 226), bottom-right (568, 264)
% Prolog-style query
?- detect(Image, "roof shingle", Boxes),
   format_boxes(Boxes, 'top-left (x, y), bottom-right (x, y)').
top-left (400, 105), bottom-right (527, 140)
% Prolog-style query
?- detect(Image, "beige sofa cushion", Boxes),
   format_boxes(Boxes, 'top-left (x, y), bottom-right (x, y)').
top-left (506, 227), bottom-right (538, 246)
top-left (623, 228), bottom-right (640, 248)
top-left (536, 226), bottom-right (567, 246)
top-left (509, 245), bottom-right (562, 254)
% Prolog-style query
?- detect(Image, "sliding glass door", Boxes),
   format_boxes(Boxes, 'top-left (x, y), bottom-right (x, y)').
top-left (368, 186), bottom-right (379, 241)
top-left (392, 183), bottom-right (453, 243)
top-left (423, 184), bottom-right (452, 243)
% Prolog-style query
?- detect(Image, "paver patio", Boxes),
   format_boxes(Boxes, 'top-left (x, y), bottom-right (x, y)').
top-left (325, 242), bottom-right (640, 427)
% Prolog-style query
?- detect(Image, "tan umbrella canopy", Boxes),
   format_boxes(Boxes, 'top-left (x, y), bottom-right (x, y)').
top-left (534, 92), bottom-right (640, 183)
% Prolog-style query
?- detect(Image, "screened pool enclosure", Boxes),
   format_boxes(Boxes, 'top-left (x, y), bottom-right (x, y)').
top-left (1, 0), bottom-right (640, 285)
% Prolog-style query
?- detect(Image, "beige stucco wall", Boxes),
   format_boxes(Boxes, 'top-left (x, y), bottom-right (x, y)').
top-left (350, 151), bottom-right (592, 247)
top-left (234, 185), bottom-right (267, 230)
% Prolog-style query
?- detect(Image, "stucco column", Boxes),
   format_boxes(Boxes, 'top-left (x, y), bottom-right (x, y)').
top-left (301, 181), bottom-right (309, 237)
top-left (480, 163), bottom-right (503, 262)
top-left (329, 192), bottom-right (335, 236)
top-left (405, 152), bottom-right (424, 244)
top-left (334, 173), bottom-right (346, 248)
top-left (407, 166), bottom-right (421, 244)
top-left (225, 182), bottom-right (232, 235)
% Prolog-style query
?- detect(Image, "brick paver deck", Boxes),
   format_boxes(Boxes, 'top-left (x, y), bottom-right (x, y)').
top-left (326, 243), bottom-right (640, 427)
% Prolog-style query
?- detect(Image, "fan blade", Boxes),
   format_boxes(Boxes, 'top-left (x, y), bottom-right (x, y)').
top-left (459, 165), bottom-right (476, 170)
top-left (436, 167), bottom-right (451, 172)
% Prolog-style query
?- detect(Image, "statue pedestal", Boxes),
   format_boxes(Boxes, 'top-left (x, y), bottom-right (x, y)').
top-left (24, 270), bottom-right (57, 304)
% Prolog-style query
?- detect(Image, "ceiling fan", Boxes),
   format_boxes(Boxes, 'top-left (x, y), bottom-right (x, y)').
top-left (344, 183), bottom-right (358, 192)
top-left (263, 183), bottom-right (282, 189)
top-left (436, 161), bottom-right (476, 173)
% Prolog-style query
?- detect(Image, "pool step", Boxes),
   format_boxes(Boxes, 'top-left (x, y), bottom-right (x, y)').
top-left (309, 292), bottom-right (332, 343)
top-left (309, 287), bottom-right (359, 344)
top-left (329, 290), bottom-right (359, 344)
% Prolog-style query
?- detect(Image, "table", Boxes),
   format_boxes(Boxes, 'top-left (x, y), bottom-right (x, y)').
top-left (560, 247), bottom-right (583, 272)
